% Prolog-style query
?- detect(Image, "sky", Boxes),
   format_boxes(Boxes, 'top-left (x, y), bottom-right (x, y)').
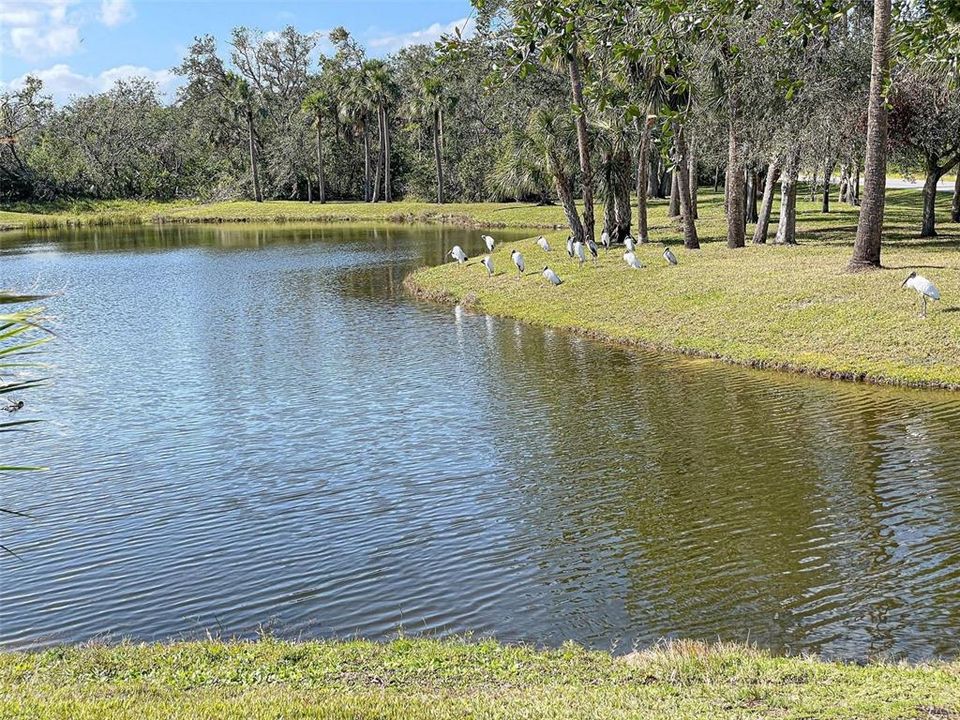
top-left (0, 0), bottom-right (475, 103)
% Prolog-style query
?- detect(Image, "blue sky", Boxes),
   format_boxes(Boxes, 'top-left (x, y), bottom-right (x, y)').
top-left (0, 0), bottom-right (474, 102)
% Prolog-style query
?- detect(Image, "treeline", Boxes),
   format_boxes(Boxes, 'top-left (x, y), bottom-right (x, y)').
top-left (1, 0), bottom-right (959, 267)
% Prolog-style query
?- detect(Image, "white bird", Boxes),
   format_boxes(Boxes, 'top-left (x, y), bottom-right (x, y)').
top-left (901, 271), bottom-right (940, 317)
top-left (511, 249), bottom-right (525, 278)
top-left (537, 235), bottom-right (551, 252)
top-left (601, 230), bottom-right (611, 252)
top-left (481, 255), bottom-right (494, 276)
top-left (449, 245), bottom-right (468, 264)
top-left (663, 247), bottom-right (678, 265)
top-left (482, 234), bottom-right (495, 252)
top-left (573, 241), bottom-right (586, 268)
top-left (623, 251), bottom-right (642, 269)
top-left (566, 235), bottom-right (574, 258)
top-left (542, 266), bottom-right (562, 285)
top-left (624, 236), bottom-right (636, 253)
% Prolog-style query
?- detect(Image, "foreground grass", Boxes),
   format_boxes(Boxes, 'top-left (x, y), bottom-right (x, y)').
top-left (0, 197), bottom-right (569, 231)
top-left (409, 188), bottom-right (960, 389)
top-left (1, 638), bottom-right (958, 719)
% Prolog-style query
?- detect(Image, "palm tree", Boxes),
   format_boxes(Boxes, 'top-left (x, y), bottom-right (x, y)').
top-left (301, 89), bottom-right (332, 204)
top-left (527, 106), bottom-right (585, 241)
top-left (407, 73), bottom-right (448, 204)
top-left (223, 71), bottom-right (263, 203)
top-left (849, 0), bottom-right (892, 270)
top-left (363, 60), bottom-right (398, 203)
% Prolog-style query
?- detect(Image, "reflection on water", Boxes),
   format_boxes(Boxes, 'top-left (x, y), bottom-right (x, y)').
top-left (1, 223), bottom-right (960, 660)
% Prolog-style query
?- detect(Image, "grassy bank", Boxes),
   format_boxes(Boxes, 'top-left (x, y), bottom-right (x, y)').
top-left (408, 188), bottom-right (960, 389)
top-left (0, 198), bottom-right (570, 232)
top-left (2, 638), bottom-right (958, 719)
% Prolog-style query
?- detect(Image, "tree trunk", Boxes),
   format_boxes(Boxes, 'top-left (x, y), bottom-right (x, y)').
top-left (747, 168), bottom-right (760, 223)
top-left (921, 155), bottom-right (941, 237)
top-left (668, 169), bottom-right (680, 217)
top-left (551, 153), bottom-right (585, 242)
top-left (822, 158), bottom-right (834, 213)
top-left (726, 119), bottom-right (745, 248)
top-left (307, 178), bottom-right (312, 203)
top-left (635, 117), bottom-right (650, 243)
top-left (647, 150), bottom-right (660, 198)
top-left (839, 164), bottom-right (849, 203)
top-left (689, 142), bottom-right (699, 219)
top-left (383, 104), bottom-right (392, 203)
top-left (371, 109), bottom-right (383, 204)
top-left (674, 125), bottom-right (699, 249)
top-left (714, 165), bottom-right (721, 192)
top-left (849, 0), bottom-right (890, 270)
top-left (316, 118), bottom-right (326, 204)
top-left (433, 108), bottom-right (444, 204)
top-left (612, 148), bottom-right (632, 240)
top-left (567, 53), bottom-right (595, 245)
top-left (246, 111), bottom-right (262, 203)
top-left (752, 160), bottom-right (781, 244)
top-left (775, 153), bottom-right (800, 245)
top-left (809, 168), bottom-right (818, 202)
top-left (850, 162), bottom-right (861, 206)
top-left (659, 160), bottom-right (671, 197)
top-left (953, 170), bottom-right (960, 222)
top-left (362, 116), bottom-right (371, 202)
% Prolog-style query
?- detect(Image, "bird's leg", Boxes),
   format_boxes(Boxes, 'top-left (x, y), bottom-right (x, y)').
top-left (922, 296), bottom-right (928, 318)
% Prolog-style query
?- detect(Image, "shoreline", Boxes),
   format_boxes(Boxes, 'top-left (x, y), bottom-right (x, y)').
top-left (2, 637), bottom-right (958, 718)
top-left (5, 192), bottom-right (960, 392)
top-left (0, 199), bottom-right (569, 233)
top-left (404, 270), bottom-right (960, 392)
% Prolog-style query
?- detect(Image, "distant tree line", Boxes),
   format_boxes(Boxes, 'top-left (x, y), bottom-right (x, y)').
top-left (1, 1), bottom-right (959, 268)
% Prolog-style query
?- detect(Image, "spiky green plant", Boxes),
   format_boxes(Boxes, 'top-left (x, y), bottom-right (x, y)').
top-left (1, 291), bottom-right (51, 557)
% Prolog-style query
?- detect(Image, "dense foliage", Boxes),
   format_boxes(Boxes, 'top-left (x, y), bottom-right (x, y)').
top-left (1, 1), bottom-right (958, 261)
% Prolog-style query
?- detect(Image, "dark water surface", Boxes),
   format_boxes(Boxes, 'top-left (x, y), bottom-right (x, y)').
top-left (2, 223), bottom-right (960, 660)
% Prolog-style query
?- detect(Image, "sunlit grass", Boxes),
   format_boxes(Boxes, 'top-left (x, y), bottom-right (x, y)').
top-left (1, 638), bottom-right (958, 719)
top-left (409, 188), bottom-right (960, 389)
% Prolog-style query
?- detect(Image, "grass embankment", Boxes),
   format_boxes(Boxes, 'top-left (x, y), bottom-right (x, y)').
top-left (408, 188), bottom-right (960, 389)
top-left (2, 638), bottom-right (958, 719)
top-left (0, 198), bottom-right (568, 232)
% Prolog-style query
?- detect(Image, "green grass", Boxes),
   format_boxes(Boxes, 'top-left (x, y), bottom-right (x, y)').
top-left (0, 198), bottom-right (570, 231)
top-left (408, 187), bottom-right (960, 390)
top-left (1, 638), bottom-right (958, 719)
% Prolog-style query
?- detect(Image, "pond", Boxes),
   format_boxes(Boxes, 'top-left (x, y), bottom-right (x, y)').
top-left (2, 223), bottom-right (960, 660)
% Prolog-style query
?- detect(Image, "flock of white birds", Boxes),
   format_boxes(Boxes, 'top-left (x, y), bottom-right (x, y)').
top-left (448, 233), bottom-right (679, 288)
top-left (448, 234), bottom-right (942, 317)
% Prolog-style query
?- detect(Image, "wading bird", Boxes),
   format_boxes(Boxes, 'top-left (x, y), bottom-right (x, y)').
top-left (566, 235), bottom-right (574, 257)
top-left (663, 247), bottom-right (678, 265)
top-left (3, 399), bottom-right (24, 413)
top-left (624, 235), bottom-right (636, 253)
top-left (901, 271), bottom-right (940, 317)
top-left (542, 266), bottom-right (562, 285)
top-left (587, 237), bottom-right (599, 263)
top-left (511, 249), bottom-right (525, 278)
top-left (601, 230), bottom-right (610, 252)
top-left (537, 236), bottom-right (551, 252)
top-left (483, 234), bottom-right (495, 252)
top-left (482, 255), bottom-right (494, 276)
top-left (449, 245), bottom-right (468, 264)
top-left (623, 251), bottom-right (642, 269)
top-left (573, 241), bottom-right (585, 268)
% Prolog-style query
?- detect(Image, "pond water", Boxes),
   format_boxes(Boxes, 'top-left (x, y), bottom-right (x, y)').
top-left (2, 223), bottom-right (960, 660)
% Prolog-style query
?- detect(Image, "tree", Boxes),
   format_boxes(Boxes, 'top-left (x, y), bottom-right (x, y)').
top-left (849, 0), bottom-right (893, 270)
top-left (889, 68), bottom-right (960, 236)
top-left (224, 72), bottom-right (263, 202)
top-left (0, 77), bottom-right (52, 201)
top-left (301, 89), bottom-right (333, 203)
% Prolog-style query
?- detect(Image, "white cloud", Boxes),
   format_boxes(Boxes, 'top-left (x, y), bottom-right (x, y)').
top-left (367, 16), bottom-right (475, 55)
top-left (0, 0), bottom-right (133, 60)
top-left (2, 63), bottom-right (179, 104)
top-left (99, 0), bottom-right (133, 28)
